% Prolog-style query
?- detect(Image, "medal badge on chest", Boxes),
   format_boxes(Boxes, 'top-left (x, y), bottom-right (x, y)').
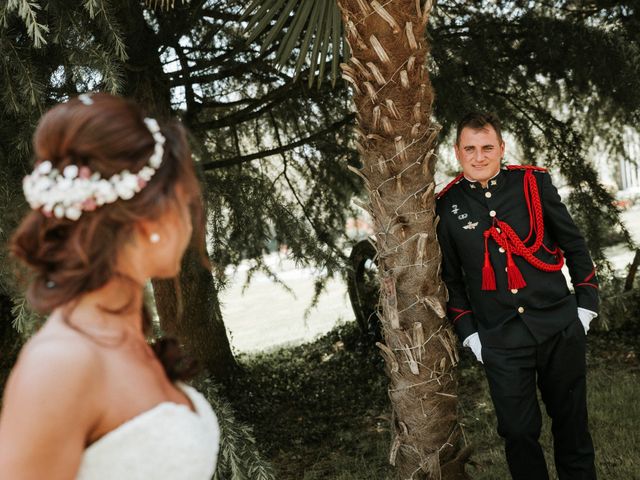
top-left (463, 221), bottom-right (479, 230)
top-left (451, 204), bottom-right (473, 227)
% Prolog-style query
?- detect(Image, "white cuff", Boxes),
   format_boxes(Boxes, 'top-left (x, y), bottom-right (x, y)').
top-left (462, 332), bottom-right (477, 348)
top-left (577, 307), bottom-right (597, 334)
top-left (463, 332), bottom-right (483, 363)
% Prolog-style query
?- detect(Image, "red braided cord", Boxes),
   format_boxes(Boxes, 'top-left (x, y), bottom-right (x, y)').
top-left (521, 169), bottom-right (559, 255)
top-left (490, 222), bottom-right (564, 271)
top-left (523, 173), bottom-right (535, 244)
top-left (484, 168), bottom-right (564, 274)
top-left (525, 171), bottom-right (547, 252)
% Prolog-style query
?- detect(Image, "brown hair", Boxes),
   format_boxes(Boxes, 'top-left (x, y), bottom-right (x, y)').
top-left (456, 111), bottom-right (503, 145)
top-left (10, 93), bottom-right (205, 380)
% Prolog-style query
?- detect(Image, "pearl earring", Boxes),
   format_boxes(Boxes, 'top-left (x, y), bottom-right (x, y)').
top-left (150, 233), bottom-right (160, 244)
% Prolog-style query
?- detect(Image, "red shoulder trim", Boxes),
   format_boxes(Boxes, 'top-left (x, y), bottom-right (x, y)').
top-left (506, 164), bottom-right (548, 172)
top-left (436, 172), bottom-right (464, 199)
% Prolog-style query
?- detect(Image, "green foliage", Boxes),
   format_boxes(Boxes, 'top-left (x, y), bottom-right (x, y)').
top-left (0, 0), bottom-right (362, 332)
top-left (163, 1), bottom-right (362, 289)
top-left (195, 380), bottom-right (276, 480)
top-left (597, 275), bottom-right (640, 330)
top-left (430, 1), bottom-right (640, 271)
top-left (240, 0), bottom-right (640, 275)
top-left (242, 0), bottom-right (345, 88)
top-left (224, 321), bottom-right (639, 479)
top-left (224, 321), bottom-right (391, 476)
top-left (143, 0), bottom-right (179, 12)
top-left (9, 292), bottom-right (41, 335)
top-left (0, 1), bottom-right (131, 334)
top-left (5, 0), bottom-right (49, 48)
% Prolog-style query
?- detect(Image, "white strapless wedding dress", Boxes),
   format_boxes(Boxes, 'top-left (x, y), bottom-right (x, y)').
top-left (76, 383), bottom-right (219, 480)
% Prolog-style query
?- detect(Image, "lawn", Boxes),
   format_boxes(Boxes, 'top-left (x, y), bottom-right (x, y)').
top-left (225, 322), bottom-right (640, 479)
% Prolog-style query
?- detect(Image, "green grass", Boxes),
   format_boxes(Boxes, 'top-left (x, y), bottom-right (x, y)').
top-left (225, 322), bottom-right (640, 479)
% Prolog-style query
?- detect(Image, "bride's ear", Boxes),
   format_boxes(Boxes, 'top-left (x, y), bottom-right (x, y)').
top-left (134, 219), bottom-right (162, 247)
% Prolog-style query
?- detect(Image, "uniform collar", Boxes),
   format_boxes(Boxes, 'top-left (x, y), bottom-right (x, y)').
top-left (462, 166), bottom-right (507, 193)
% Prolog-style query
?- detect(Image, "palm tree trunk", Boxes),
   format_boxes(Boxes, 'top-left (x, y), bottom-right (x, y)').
top-left (336, 1), bottom-right (470, 478)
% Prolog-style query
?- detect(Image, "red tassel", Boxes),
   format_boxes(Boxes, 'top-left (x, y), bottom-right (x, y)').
top-left (482, 252), bottom-right (496, 290)
top-left (506, 253), bottom-right (527, 290)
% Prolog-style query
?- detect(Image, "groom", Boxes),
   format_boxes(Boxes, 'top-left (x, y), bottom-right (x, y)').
top-left (435, 112), bottom-right (598, 479)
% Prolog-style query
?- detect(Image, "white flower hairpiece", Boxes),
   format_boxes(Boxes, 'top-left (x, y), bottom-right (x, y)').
top-left (23, 116), bottom-right (166, 221)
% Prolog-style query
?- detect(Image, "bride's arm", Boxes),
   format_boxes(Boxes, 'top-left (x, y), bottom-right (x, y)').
top-left (0, 338), bottom-right (103, 479)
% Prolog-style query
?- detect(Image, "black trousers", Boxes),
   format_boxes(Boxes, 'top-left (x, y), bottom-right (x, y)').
top-left (482, 317), bottom-right (596, 480)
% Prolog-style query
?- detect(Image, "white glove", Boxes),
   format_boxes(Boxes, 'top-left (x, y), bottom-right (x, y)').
top-left (463, 332), bottom-right (483, 364)
top-left (577, 307), bottom-right (597, 335)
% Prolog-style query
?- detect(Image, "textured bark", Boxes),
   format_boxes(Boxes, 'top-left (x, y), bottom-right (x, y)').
top-left (624, 249), bottom-right (639, 292)
top-left (337, 1), bottom-right (470, 478)
top-left (118, 2), bottom-right (237, 381)
top-left (152, 245), bottom-right (238, 380)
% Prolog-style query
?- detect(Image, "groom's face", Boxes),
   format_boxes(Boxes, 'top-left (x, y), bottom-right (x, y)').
top-left (454, 125), bottom-right (505, 187)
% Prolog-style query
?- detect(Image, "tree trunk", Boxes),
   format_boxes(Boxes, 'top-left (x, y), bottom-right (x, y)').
top-left (152, 248), bottom-right (238, 379)
top-left (624, 249), bottom-right (639, 292)
top-left (336, 1), bottom-right (470, 478)
top-left (116, 2), bottom-right (237, 380)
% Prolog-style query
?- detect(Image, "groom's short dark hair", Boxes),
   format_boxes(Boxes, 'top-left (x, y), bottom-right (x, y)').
top-left (456, 112), bottom-right (503, 145)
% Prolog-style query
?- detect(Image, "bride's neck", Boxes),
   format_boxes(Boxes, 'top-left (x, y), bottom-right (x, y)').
top-left (64, 276), bottom-right (146, 335)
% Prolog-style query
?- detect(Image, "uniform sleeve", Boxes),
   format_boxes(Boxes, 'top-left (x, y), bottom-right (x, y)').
top-left (436, 200), bottom-right (478, 342)
top-left (541, 172), bottom-right (600, 313)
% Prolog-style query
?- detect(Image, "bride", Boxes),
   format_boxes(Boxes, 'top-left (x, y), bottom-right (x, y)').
top-left (0, 93), bottom-right (219, 479)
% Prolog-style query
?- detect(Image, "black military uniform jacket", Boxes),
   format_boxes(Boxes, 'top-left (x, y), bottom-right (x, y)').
top-left (435, 166), bottom-right (599, 348)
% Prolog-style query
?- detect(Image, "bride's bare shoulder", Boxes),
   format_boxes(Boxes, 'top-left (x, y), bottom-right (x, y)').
top-left (0, 317), bottom-right (106, 477)
top-left (8, 315), bottom-right (105, 402)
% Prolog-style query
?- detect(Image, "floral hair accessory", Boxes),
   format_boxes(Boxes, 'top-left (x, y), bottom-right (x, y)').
top-left (78, 94), bottom-right (94, 105)
top-left (22, 117), bottom-right (166, 221)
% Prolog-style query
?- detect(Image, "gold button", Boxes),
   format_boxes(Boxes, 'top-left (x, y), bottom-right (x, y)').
top-left (511, 289), bottom-right (518, 294)
top-left (485, 192), bottom-right (492, 198)
top-left (496, 227), bottom-right (501, 233)
top-left (499, 247), bottom-right (505, 253)
top-left (517, 306), bottom-right (525, 314)
top-left (505, 267), bottom-right (508, 272)
top-left (489, 210), bottom-right (496, 217)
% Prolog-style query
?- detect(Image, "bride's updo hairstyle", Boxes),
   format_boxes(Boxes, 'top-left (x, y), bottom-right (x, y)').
top-left (11, 93), bottom-right (205, 379)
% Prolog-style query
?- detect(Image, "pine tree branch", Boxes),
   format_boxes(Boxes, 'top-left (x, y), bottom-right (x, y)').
top-left (201, 113), bottom-right (354, 170)
top-left (190, 80), bottom-right (309, 131)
